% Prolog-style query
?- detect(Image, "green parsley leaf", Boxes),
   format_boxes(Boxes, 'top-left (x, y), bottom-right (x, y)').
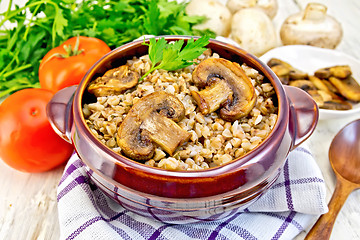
top-left (179, 37), bottom-right (211, 61)
top-left (140, 36), bottom-right (210, 81)
top-left (53, 7), bottom-right (68, 40)
top-left (143, 0), bottom-right (163, 35)
top-left (143, 37), bottom-right (167, 66)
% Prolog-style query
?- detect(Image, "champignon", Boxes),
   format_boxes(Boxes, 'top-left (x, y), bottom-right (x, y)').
top-left (322, 99), bottom-right (352, 110)
top-left (117, 91), bottom-right (191, 161)
top-left (87, 65), bottom-right (139, 97)
top-left (267, 58), bottom-right (308, 84)
top-left (230, 8), bottom-right (277, 56)
top-left (315, 65), bottom-right (352, 79)
top-left (329, 76), bottom-right (360, 102)
top-left (322, 79), bottom-right (339, 94)
top-left (191, 78), bottom-right (233, 115)
top-left (289, 80), bottom-right (316, 92)
top-left (308, 76), bottom-right (331, 92)
top-left (185, 0), bottom-right (232, 37)
top-left (191, 57), bottom-right (256, 122)
top-left (280, 3), bottom-right (343, 49)
top-left (226, 0), bottom-right (278, 19)
top-left (306, 90), bottom-right (326, 107)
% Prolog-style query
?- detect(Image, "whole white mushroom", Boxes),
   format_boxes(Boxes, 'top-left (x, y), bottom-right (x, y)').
top-left (226, 0), bottom-right (278, 19)
top-left (280, 3), bottom-right (343, 49)
top-left (230, 8), bottom-right (277, 56)
top-left (185, 0), bottom-right (232, 37)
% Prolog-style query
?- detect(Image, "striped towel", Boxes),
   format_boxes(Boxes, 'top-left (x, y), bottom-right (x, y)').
top-left (57, 145), bottom-right (327, 240)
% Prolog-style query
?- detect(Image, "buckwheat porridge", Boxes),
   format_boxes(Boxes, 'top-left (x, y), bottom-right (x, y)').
top-left (83, 48), bottom-right (278, 171)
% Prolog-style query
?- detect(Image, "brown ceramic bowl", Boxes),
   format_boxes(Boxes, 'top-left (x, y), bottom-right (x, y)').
top-left (48, 36), bottom-right (318, 224)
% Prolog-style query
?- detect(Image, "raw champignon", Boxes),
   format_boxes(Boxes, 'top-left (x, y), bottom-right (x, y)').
top-left (230, 8), bottom-right (277, 56)
top-left (117, 91), bottom-right (191, 161)
top-left (87, 65), bottom-right (139, 97)
top-left (226, 0), bottom-right (278, 19)
top-left (280, 3), bottom-right (343, 49)
top-left (191, 57), bottom-right (256, 122)
top-left (185, 0), bottom-right (232, 37)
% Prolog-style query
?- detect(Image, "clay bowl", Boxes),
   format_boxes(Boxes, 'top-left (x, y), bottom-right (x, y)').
top-left (47, 36), bottom-right (318, 224)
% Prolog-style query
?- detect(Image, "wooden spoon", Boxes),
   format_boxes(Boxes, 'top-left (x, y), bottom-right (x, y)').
top-left (305, 119), bottom-right (360, 240)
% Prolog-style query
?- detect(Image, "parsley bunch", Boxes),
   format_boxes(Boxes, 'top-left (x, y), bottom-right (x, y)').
top-left (0, 0), bottom-right (214, 98)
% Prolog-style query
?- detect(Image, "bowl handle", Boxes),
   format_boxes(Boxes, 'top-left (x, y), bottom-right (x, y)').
top-left (46, 86), bottom-right (77, 143)
top-left (284, 85), bottom-right (319, 150)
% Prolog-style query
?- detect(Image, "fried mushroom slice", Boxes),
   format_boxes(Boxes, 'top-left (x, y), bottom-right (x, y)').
top-left (307, 89), bottom-right (352, 110)
top-left (308, 75), bottom-right (339, 100)
top-left (322, 80), bottom-right (339, 94)
top-left (289, 80), bottom-right (316, 92)
top-left (117, 116), bottom-right (154, 161)
top-left (268, 64), bottom-right (290, 85)
top-left (309, 75), bottom-right (329, 91)
top-left (307, 90), bottom-right (325, 107)
top-left (315, 65), bottom-right (352, 79)
top-left (267, 58), bottom-right (308, 84)
top-left (88, 65), bottom-right (139, 97)
top-left (322, 99), bottom-right (352, 110)
top-left (191, 57), bottom-right (256, 122)
top-left (191, 77), bottom-right (233, 115)
top-left (117, 91), bottom-right (191, 161)
top-left (329, 76), bottom-right (360, 102)
top-left (141, 112), bottom-right (191, 156)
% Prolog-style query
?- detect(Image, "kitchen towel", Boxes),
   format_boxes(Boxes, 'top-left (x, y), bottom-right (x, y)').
top-left (57, 144), bottom-right (328, 240)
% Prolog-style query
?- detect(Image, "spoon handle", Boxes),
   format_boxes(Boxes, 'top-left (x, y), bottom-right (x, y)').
top-left (305, 178), bottom-right (356, 240)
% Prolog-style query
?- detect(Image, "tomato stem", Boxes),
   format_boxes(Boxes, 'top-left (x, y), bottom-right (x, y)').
top-left (63, 36), bottom-right (84, 57)
top-left (50, 36), bottom-right (85, 61)
top-left (39, 36), bottom-right (85, 68)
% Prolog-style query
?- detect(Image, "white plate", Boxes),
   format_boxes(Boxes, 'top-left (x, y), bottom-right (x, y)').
top-left (259, 45), bottom-right (360, 120)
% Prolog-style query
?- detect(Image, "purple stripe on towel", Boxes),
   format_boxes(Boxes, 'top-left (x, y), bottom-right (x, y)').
top-left (148, 225), bottom-right (170, 240)
top-left (66, 216), bottom-right (103, 240)
top-left (57, 175), bottom-right (88, 201)
top-left (283, 161), bottom-right (294, 210)
top-left (271, 211), bottom-right (296, 240)
top-left (271, 177), bottom-right (324, 189)
top-left (207, 211), bottom-right (251, 240)
top-left (65, 213), bottom-right (132, 240)
top-left (296, 146), bottom-right (312, 155)
top-left (264, 212), bottom-right (303, 231)
top-left (58, 159), bottom-right (84, 185)
top-left (225, 215), bottom-right (258, 240)
top-left (90, 192), bottom-right (163, 240)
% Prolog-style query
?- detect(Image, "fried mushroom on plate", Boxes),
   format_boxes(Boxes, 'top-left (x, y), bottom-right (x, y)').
top-left (267, 58), bottom-right (359, 110)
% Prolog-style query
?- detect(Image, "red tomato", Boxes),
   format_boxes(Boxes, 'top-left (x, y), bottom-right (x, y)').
top-left (39, 36), bottom-right (111, 92)
top-left (0, 88), bottom-right (74, 172)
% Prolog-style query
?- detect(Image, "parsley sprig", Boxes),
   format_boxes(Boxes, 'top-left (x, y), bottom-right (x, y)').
top-left (141, 36), bottom-right (210, 81)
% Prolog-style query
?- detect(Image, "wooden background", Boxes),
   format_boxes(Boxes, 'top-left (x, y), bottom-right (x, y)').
top-left (1, 0), bottom-right (359, 239)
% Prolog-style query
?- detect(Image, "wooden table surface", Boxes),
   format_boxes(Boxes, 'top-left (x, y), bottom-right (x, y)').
top-left (1, 0), bottom-right (360, 239)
